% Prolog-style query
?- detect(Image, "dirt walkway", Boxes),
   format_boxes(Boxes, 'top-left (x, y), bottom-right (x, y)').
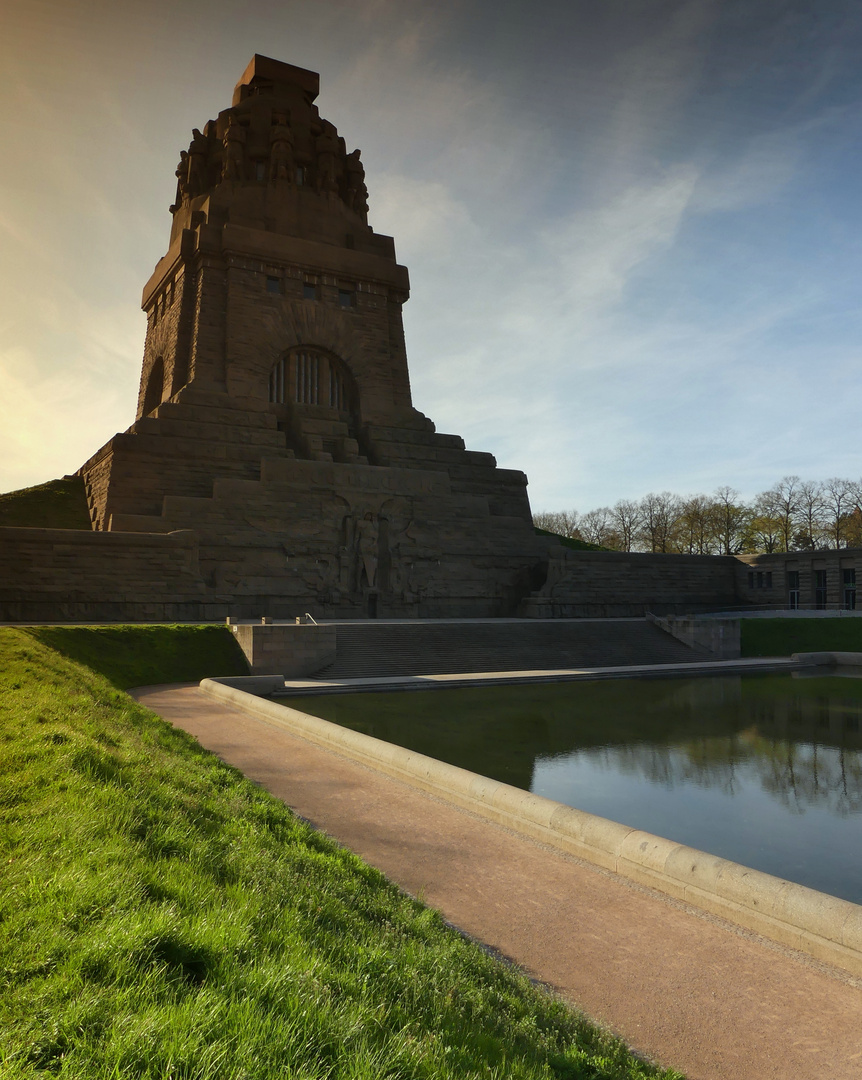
top-left (133, 684), bottom-right (862, 1080)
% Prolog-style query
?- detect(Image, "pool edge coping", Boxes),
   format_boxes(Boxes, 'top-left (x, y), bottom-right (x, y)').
top-left (199, 672), bottom-right (862, 979)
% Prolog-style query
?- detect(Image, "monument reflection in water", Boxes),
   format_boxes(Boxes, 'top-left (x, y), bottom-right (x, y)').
top-left (281, 672), bottom-right (862, 905)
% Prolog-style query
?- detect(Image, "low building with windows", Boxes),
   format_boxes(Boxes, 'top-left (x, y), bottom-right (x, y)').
top-left (736, 552), bottom-right (862, 611)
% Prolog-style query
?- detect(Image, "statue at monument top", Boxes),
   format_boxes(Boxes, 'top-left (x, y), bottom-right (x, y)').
top-left (167, 54), bottom-right (372, 246)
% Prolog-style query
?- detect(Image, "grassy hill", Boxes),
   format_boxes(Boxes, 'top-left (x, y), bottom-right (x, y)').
top-left (741, 617), bottom-right (862, 657)
top-left (0, 476), bottom-right (91, 530)
top-left (0, 625), bottom-right (679, 1079)
top-left (534, 526), bottom-right (609, 552)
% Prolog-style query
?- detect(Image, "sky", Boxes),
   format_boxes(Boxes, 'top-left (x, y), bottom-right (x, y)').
top-left (3, 0), bottom-right (862, 515)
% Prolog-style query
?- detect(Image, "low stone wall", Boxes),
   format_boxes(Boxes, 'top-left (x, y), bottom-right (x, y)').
top-left (524, 550), bottom-right (739, 618)
top-left (793, 651), bottom-right (862, 668)
top-left (649, 613), bottom-right (741, 659)
top-left (228, 621), bottom-right (337, 676)
top-left (0, 526), bottom-right (209, 622)
top-left (201, 677), bottom-right (862, 978)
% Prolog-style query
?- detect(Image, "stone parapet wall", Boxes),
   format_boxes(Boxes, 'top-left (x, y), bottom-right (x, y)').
top-left (524, 551), bottom-right (740, 618)
top-left (648, 614), bottom-right (741, 659)
top-left (0, 526), bottom-right (209, 622)
top-left (229, 621), bottom-right (337, 676)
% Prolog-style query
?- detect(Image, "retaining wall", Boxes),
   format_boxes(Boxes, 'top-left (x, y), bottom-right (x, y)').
top-left (228, 621), bottom-right (336, 676)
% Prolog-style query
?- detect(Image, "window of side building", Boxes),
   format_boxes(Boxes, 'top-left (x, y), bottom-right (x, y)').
top-left (815, 569), bottom-right (827, 609)
top-left (843, 568), bottom-right (857, 610)
top-left (786, 570), bottom-right (800, 610)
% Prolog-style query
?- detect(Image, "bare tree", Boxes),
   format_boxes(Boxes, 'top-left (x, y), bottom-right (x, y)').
top-left (794, 479), bottom-right (826, 550)
top-left (609, 499), bottom-right (642, 552)
top-left (536, 474), bottom-right (862, 557)
top-left (638, 492), bottom-right (682, 553)
top-left (533, 509), bottom-right (580, 538)
top-left (674, 494), bottom-right (709, 554)
top-left (821, 478), bottom-right (855, 548)
top-left (748, 493), bottom-right (784, 554)
top-left (578, 506), bottom-right (614, 547)
top-left (757, 476), bottom-right (800, 552)
top-left (712, 486), bottom-right (751, 555)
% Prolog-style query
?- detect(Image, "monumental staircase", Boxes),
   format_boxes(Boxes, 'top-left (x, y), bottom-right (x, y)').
top-left (310, 618), bottom-right (707, 679)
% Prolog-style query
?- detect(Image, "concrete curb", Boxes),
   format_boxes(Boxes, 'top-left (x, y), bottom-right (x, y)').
top-left (793, 651), bottom-right (862, 668)
top-left (200, 677), bottom-right (862, 977)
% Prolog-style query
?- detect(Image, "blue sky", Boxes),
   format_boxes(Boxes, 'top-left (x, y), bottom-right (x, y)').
top-left (2, 0), bottom-right (862, 513)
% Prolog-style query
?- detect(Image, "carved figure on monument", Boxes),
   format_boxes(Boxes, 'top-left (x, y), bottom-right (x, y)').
top-left (345, 149), bottom-right (369, 221)
top-left (269, 112), bottom-right (295, 182)
top-left (170, 150), bottom-right (189, 212)
top-left (222, 116), bottom-right (246, 181)
top-left (385, 517), bottom-right (420, 604)
top-left (314, 122), bottom-right (339, 195)
top-left (186, 128), bottom-right (209, 195)
top-left (356, 512), bottom-right (379, 588)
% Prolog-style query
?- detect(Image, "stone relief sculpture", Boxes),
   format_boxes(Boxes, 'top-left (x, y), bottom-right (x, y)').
top-left (314, 122), bottom-right (340, 195)
top-left (172, 107), bottom-right (369, 218)
top-left (170, 150), bottom-right (189, 212)
top-left (222, 116), bottom-right (246, 181)
top-left (339, 510), bottom-right (387, 594)
top-left (384, 516), bottom-right (420, 604)
top-left (269, 112), bottom-right (295, 182)
top-left (345, 149), bottom-right (369, 221)
top-left (356, 512), bottom-right (379, 588)
top-left (186, 128), bottom-right (209, 195)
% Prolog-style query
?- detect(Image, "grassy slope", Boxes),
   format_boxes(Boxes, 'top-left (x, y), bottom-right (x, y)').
top-left (533, 527), bottom-right (609, 553)
top-left (0, 627), bottom-right (680, 1080)
top-left (25, 624), bottom-right (250, 688)
top-left (0, 477), bottom-right (91, 530)
top-left (741, 618), bottom-right (862, 657)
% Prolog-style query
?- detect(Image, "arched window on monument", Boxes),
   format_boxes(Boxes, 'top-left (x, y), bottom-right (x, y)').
top-left (141, 356), bottom-right (165, 416)
top-left (269, 348), bottom-right (354, 415)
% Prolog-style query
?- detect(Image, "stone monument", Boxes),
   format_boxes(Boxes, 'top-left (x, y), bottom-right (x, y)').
top-left (79, 56), bottom-right (550, 618)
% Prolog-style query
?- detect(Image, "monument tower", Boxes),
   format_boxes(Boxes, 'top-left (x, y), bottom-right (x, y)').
top-left (79, 55), bottom-right (549, 617)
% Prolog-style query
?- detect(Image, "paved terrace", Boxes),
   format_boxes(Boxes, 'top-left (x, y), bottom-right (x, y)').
top-left (134, 664), bottom-right (862, 1080)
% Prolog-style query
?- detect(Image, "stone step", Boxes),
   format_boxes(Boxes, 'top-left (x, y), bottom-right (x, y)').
top-left (312, 619), bottom-right (707, 678)
top-left (369, 443), bottom-right (497, 469)
top-left (113, 431), bottom-right (290, 464)
top-left (155, 400), bottom-right (280, 429)
top-left (135, 415), bottom-right (286, 446)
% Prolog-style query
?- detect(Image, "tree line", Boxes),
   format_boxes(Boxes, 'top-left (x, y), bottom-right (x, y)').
top-left (533, 477), bottom-right (862, 555)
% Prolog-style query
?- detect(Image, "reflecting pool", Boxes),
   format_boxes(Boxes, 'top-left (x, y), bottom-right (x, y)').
top-left (279, 672), bottom-right (862, 904)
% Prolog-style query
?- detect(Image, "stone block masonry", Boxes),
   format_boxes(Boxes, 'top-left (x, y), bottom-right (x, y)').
top-left (72, 55), bottom-right (558, 620)
top-left (0, 527), bottom-right (210, 622)
top-left (0, 54), bottom-right (799, 622)
top-left (229, 621), bottom-right (336, 676)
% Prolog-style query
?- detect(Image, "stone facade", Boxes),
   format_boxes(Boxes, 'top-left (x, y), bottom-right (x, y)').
top-left (737, 549), bottom-right (862, 611)
top-left (521, 550), bottom-right (740, 618)
top-left (2, 55), bottom-right (842, 625)
top-left (0, 527), bottom-right (208, 622)
top-left (77, 55), bottom-right (549, 619)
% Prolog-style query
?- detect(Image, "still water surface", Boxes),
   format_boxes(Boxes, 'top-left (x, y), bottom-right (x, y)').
top-left (280, 673), bottom-right (862, 904)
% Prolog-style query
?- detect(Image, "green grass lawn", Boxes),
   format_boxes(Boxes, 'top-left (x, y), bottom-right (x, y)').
top-left (741, 617), bottom-right (862, 657)
top-left (24, 624), bottom-right (250, 688)
top-left (0, 626), bottom-right (681, 1079)
top-left (533, 527), bottom-right (609, 553)
top-left (0, 477), bottom-right (91, 530)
